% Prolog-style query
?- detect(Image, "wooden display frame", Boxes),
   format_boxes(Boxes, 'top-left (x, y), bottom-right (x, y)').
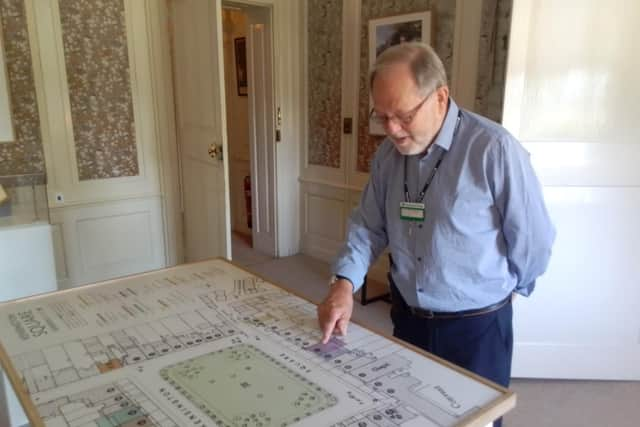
top-left (0, 258), bottom-right (516, 427)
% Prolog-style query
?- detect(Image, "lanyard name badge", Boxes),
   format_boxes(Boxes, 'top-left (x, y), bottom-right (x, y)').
top-left (400, 150), bottom-right (445, 222)
top-left (399, 201), bottom-right (426, 221)
top-left (400, 114), bottom-right (459, 222)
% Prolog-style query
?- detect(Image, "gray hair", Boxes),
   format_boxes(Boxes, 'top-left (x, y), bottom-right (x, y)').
top-left (369, 42), bottom-right (447, 95)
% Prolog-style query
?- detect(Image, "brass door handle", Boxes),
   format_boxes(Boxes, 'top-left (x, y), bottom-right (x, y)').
top-left (208, 143), bottom-right (223, 161)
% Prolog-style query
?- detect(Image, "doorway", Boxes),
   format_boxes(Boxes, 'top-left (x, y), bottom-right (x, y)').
top-left (221, 2), bottom-right (277, 261)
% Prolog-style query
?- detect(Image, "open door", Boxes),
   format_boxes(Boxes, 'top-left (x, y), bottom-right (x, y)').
top-left (170, 0), bottom-right (231, 261)
top-left (246, 6), bottom-right (277, 256)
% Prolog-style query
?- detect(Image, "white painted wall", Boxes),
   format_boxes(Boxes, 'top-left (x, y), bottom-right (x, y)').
top-left (504, 0), bottom-right (640, 379)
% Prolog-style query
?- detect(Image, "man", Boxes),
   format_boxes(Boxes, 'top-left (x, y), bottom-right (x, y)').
top-left (317, 42), bottom-right (555, 426)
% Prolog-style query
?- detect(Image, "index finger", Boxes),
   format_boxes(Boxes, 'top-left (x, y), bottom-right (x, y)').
top-left (319, 311), bottom-right (340, 344)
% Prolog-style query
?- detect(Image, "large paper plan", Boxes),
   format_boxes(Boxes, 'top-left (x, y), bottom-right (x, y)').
top-left (0, 259), bottom-right (514, 427)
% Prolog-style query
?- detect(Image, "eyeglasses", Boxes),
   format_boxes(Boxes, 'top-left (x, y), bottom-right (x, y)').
top-left (369, 90), bottom-right (434, 127)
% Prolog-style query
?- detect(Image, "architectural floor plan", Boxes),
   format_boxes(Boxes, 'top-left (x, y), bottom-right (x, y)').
top-left (0, 259), bottom-right (514, 427)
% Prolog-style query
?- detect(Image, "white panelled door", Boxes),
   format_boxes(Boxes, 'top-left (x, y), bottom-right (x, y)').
top-left (247, 6), bottom-right (277, 256)
top-left (171, 0), bottom-right (231, 262)
top-left (504, 0), bottom-right (640, 379)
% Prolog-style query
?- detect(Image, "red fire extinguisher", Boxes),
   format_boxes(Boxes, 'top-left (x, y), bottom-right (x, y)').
top-left (244, 175), bottom-right (252, 229)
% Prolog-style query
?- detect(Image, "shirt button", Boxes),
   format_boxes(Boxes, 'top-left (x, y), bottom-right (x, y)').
top-left (417, 257), bottom-right (422, 262)
top-left (418, 288), bottom-right (424, 293)
top-left (418, 224), bottom-right (423, 228)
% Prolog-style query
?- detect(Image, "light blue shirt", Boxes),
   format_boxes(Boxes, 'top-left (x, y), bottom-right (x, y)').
top-left (333, 99), bottom-right (556, 312)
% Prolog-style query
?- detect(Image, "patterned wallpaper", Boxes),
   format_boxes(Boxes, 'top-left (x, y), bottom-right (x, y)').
top-left (0, 0), bottom-right (45, 177)
top-left (307, 0), bottom-right (343, 168)
top-left (59, 0), bottom-right (138, 181)
top-left (357, 0), bottom-right (456, 173)
top-left (475, 0), bottom-right (512, 123)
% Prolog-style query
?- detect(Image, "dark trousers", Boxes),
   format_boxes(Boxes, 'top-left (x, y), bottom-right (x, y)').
top-left (390, 284), bottom-right (513, 427)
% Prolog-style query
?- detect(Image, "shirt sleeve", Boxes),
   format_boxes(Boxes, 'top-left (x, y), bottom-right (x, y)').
top-left (489, 134), bottom-right (556, 296)
top-left (332, 152), bottom-right (389, 292)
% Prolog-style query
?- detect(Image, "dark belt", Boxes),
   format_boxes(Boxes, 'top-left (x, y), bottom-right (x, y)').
top-left (389, 275), bottom-right (511, 320)
top-left (406, 295), bottom-right (511, 320)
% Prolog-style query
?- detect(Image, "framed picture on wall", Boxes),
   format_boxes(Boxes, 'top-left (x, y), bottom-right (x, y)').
top-left (368, 12), bottom-right (431, 135)
top-left (234, 37), bottom-right (248, 96)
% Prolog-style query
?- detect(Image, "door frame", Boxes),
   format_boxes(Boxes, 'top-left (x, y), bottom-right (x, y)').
top-left (223, 0), bottom-right (304, 258)
top-left (222, 0), bottom-right (278, 256)
top-left (147, 0), bottom-right (184, 266)
top-left (153, 0), bottom-right (303, 264)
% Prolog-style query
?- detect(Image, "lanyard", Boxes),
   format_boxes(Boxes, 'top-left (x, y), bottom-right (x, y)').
top-left (403, 114), bottom-right (461, 203)
top-left (403, 150), bottom-right (445, 203)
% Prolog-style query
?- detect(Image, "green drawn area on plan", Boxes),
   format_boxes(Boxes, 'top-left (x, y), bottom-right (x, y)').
top-left (160, 344), bottom-right (337, 427)
top-left (95, 406), bottom-right (150, 427)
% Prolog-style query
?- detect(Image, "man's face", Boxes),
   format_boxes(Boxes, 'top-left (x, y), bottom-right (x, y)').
top-left (371, 63), bottom-right (449, 155)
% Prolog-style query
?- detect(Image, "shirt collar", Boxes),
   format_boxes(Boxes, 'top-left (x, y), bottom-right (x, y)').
top-left (432, 98), bottom-right (460, 152)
